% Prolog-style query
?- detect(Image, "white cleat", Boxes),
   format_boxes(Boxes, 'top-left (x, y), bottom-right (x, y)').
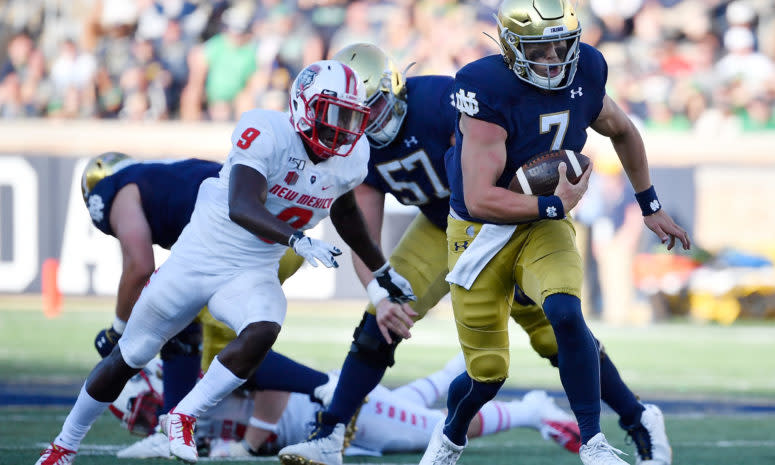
top-left (626, 404), bottom-right (672, 465)
top-left (278, 423), bottom-right (346, 465)
top-left (313, 373), bottom-right (339, 408)
top-left (160, 410), bottom-right (198, 463)
top-left (116, 432), bottom-right (171, 459)
top-left (35, 443), bottom-right (76, 465)
top-left (418, 421), bottom-right (466, 465)
top-left (579, 433), bottom-right (628, 465)
top-left (208, 438), bottom-right (253, 458)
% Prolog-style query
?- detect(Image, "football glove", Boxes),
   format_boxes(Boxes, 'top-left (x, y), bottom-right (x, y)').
top-left (367, 262), bottom-right (417, 306)
top-left (289, 231), bottom-right (342, 268)
top-left (94, 326), bottom-right (122, 358)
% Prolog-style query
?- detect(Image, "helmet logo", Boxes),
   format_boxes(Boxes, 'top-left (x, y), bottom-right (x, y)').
top-left (88, 195), bottom-right (105, 222)
top-left (296, 65), bottom-right (320, 96)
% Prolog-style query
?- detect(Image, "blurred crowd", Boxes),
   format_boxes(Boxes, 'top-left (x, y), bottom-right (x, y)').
top-left (1, 0), bottom-right (774, 133)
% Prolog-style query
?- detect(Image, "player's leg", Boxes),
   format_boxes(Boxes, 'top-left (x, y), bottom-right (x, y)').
top-left (515, 219), bottom-right (625, 463)
top-left (278, 215), bottom-right (449, 465)
top-left (417, 218), bottom-right (514, 465)
top-left (164, 270), bottom-right (285, 462)
top-left (37, 258), bottom-right (209, 464)
top-left (511, 296), bottom-right (670, 463)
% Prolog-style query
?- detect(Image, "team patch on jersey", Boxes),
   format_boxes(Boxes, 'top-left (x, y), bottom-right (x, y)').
top-left (285, 171), bottom-right (299, 185)
top-left (310, 175), bottom-right (317, 184)
top-left (452, 89), bottom-right (479, 116)
top-left (88, 194), bottom-right (105, 222)
top-left (288, 157), bottom-right (306, 170)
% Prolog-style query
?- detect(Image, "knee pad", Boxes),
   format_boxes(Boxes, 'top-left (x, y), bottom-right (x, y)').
top-left (161, 323), bottom-right (202, 360)
top-left (466, 351), bottom-right (509, 383)
top-left (349, 313), bottom-right (401, 368)
top-left (543, 293), bottom-right (585, 334)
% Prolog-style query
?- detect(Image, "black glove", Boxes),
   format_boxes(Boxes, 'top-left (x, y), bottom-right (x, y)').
top-left (94, 326), bottom-right (121, 358)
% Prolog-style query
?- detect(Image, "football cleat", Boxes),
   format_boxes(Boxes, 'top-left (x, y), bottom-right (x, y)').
top-left (523, 390), bottom-right (581, 453)
top-left (278, 423), bottom-right (346, 465)
top-left (116, 431), bottom-right (171, 459)
top-left (160, 409), bottom-right (198, 463)
top-left (419, 421), bottom-right (466, 465)
top-left (579, 433), bottom-right (628, 465)
top-left (623, 404), bottom-right (672, 464)
top-left (35, 443), bottom-right (76, 465)
top-left (208, 438), bottom-right (255, 458)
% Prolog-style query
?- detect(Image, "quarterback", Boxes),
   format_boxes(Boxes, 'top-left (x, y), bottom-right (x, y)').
top-left (35, 60), bottom-right (414, 465)
top-left (419, 1), bottom-right (690, 465)
top-left (280, 43), bottom-right (675, 465)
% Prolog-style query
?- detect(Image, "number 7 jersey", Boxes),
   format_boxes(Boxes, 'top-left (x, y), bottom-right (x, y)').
top-left (447, 43), bottom-right (608, 223)
top-left (177, 109), bottom-right (369, 271)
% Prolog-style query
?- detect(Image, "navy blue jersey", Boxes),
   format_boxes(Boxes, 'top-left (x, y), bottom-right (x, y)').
top-left (447, 43), bottom-right (608, 222)
top-left (362, 75), bottom-right (457, 229)
top-left (87, 158), bottom-right (221, 249)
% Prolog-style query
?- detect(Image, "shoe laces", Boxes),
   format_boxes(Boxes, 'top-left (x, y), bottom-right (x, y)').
top-left (306, 411), bottom-right (335, 441)
top-left (40, 444), bottom-right (75, 464)
top-left (170, 413), bottom-right (196, 446)
top-left (431, 442), bottom-right (462, 465)
top-left (624, 423), bottom-right (653, 460)
top-left (586, 438), bottom-right (626, 461)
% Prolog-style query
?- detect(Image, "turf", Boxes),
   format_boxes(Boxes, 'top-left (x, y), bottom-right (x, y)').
top-left (2, 300), bottom-right (774, 464)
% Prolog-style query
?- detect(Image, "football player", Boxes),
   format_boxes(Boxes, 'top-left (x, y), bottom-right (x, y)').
top-left (418, 1), bottom-right (689, 465)
top-left (34, 60), bottom-right (415, 465)
top-left (280, 43), bottom-right (676, 465)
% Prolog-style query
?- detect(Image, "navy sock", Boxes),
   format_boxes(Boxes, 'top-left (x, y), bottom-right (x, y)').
top-left (543, 293), bottom-right (601, 444)
top-left (250, 350), bottom-right (328, 395)
top-left (598, 347), bottom-right (644, 427)
top-left (327, 313), bottom-right (392, 425)
top-left (161, 353), bottom-right (200, 413)
top-left (443, 372), bottom-right (503, 446)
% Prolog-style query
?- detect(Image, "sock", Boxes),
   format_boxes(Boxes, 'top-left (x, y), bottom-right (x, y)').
top-left (251, 350), bottom-right (328, 395)
top-left (475, 399), bottom-right (537, 437)
top-left (174, 356), bottom-right (245, 418)
top-left (327, 314), bottom-right (391, 425)
top-left (599, 348), bottom-right (644, 427)
top-left (543, 293), bottom-right (601, 444)
top-left (443, 372), bottom-right (503, 446)
top-left (392, 353), bottom-right (465, 407)
top-left (161, 353), bottom-right (201, 414)
top-left (54, 384), bottom-right (111, 451)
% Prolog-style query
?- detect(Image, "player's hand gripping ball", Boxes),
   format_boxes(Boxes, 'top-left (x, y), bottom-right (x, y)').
top-left (508, 149), bottom-right (591, 196)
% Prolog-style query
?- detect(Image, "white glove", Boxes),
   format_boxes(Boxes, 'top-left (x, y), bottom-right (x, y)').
top-left (366, 262), bottom-right (417, 306)
top-left (289, 232), bottom-right (342, 268)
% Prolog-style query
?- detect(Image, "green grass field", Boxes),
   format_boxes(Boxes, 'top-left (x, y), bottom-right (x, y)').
top-left (2, 298), bottom-right (775, 464)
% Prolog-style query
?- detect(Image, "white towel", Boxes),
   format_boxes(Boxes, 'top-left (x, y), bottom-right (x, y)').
top-left (446, 223), bottom-right (517, 290)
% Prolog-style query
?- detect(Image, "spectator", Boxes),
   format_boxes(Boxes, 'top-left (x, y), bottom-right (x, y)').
top-left (0, 30), bottom-right (45, 117)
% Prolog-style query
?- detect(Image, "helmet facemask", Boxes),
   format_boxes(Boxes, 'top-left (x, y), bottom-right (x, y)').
top-left (498, 16), bottom-right (581, 91)
top-left (300, 92), bottom-right (369, 159)
top-left (363, 74), bottom-right (408, 148)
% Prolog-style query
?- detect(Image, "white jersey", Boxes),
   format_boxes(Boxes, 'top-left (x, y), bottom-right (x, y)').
top-left (174, 109), bottom-right (369, 272)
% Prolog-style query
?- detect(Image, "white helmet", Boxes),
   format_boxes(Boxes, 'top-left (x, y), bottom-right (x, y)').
top-left (289, 60), bottom-right (370, 159)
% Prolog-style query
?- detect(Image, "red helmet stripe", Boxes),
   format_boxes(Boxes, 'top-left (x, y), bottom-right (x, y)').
top-left (342, 64), bottom-right (357, 96)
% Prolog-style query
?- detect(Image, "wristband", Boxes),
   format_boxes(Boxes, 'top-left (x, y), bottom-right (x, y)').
top-left (373, 262), bottom-right (390, 276)
top-left (288, 231), bottom-right (304, 247)
top-left (366, 279), bottom-right (389, 307)
top-left (248, 416), bottom-right (278, 433)
top-left (112, 317), bottom-right (127, 335)
top-left (538, 195), bottom-right (565, 220)
top-left (634, 185), bottom-right (661, 216)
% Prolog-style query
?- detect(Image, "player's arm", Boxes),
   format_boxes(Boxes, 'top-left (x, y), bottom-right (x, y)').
top-left (590, 95), bottom-right (691, 250)
top-left (229, 164), bottom-right (342, 267)
top-left (331, 190), bottom-right (417, 341)
top-left (93, 184), bottom-right (155, 357)
top-left (350, 183), bottom-right (386, 287)
top-left (460, 115), bottom-right (589, 222)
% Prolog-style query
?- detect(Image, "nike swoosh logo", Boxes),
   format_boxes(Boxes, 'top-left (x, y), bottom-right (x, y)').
top-left (321, 185), bottom-right (333, 190)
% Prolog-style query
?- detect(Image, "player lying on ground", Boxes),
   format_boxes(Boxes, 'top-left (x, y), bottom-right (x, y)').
top-left (113, 354), bottom-right (582, 459)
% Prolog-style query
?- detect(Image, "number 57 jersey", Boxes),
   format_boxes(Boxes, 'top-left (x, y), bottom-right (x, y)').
top-left (175, 109), bottom-right (369, 272)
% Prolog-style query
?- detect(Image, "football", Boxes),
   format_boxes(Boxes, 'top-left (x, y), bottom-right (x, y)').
top-left (508, 149), bottom-right (591, 196)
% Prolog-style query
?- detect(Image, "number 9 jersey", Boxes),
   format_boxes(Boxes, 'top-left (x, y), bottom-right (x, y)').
top-left (176, 109), bottom-right (370, 272)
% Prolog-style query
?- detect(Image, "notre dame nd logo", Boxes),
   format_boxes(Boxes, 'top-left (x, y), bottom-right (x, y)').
top-left (453, 240), bottom-right (470, 252)
top-left (451, 89), bottom-right (479, 116)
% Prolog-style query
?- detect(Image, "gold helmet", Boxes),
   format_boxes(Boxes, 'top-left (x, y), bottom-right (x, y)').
top-left (332, 43), bottom-right (407, 148)
top-left (496, 0), bottom-right (581, 90)
top-left (81, 152), bottom-right (134, 202)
